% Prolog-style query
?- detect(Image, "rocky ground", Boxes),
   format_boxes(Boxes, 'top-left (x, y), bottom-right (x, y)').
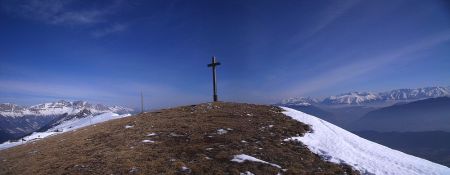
top-left (0, 102), bottom-right (358, 175)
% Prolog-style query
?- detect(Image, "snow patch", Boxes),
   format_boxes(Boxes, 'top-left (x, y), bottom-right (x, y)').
top-left (129, 167), bottom-right (139, 173)
top-left (169, 133), bottom-right (184, 137)
top-left (240, 171), bottom-right (255, 175)
top-left (146, 133), bottom-right (157, 136)
top-left (180, 166), bottom-right (191, 173)
top-left (125, 125), bottom-right (134, 129)
top-left (231, 154), bottom-right (281, 169)
top-left (281, 107), bottom-right (450, 175)
top-left (217, 128), bottom-right (228, 135)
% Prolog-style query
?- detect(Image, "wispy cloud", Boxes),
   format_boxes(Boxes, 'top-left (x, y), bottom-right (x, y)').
top-left (308, 0), bottom-right (360, 38)
top-left (2, 0), bottom-right (121, 25)
top-left (281, 30), bottom-right (450, 98)
top-left (91, 23), bottom-right (128, 37)
top-left (289, 0), bottom-right (360, 44)
top-left (1, 0), bottom-right (128, 36)
top-left (0, 80), bottom-right (118, 100)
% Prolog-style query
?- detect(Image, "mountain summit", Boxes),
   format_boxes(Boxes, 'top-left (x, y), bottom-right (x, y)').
top-left (0, 102), bottom-right (448, 174)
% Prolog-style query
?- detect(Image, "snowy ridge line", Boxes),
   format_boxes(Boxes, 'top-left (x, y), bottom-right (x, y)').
top-left (0, 112), bottom-right (131, 150)
top-left (0, 100), bottom-right (134, 118)
top-left (280, 107), bottom-right (450, 175)
top-left (280, 86), bottom-right (450, 105)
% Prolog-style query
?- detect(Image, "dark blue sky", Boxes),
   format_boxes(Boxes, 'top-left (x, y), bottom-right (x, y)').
top-left (0, 0), bottom-right (449, 109)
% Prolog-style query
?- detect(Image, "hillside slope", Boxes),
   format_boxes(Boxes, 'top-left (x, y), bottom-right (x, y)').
top-left (0, 102), bottom-right (355, 175)
top-left (0, 101), bottom-right (134, 143)
top-left (282, 107), bottom-right (450, 175)
top-left (0, 112), bottom-right (131, 150)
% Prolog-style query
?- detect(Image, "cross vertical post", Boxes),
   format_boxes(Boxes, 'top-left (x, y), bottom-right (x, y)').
top-left (207, 56), bottom-right (221, 102)
top-left (140, 91), bottom-right (144, 113)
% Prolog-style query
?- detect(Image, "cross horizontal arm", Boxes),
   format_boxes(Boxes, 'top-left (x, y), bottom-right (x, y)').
top-left (207, 62), bottom-right (221, 67)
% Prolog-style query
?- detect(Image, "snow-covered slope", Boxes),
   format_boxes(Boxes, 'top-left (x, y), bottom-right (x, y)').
top-left (0, 112), bottom-right (131, 150)
top-left (281, 107), bottom-right (450, 175)
top-left (0, 100), bottom-right (134, 118)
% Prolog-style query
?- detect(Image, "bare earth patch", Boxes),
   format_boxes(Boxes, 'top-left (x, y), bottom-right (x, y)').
top-left (0, 102), bottom-right (358, 175)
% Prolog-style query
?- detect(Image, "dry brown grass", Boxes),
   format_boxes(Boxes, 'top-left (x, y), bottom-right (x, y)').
top-left (0, 102), bottom-right (358, 175)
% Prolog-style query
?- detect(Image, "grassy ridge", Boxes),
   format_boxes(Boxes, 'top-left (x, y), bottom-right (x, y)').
top-left (0, 102), bottom-right (357, 175)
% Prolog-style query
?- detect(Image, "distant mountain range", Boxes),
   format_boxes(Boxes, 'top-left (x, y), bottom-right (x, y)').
top-left (0, 100), bottom-right (133, 118)
top-left (352, 97), bottom-right (450, 132)
top-left (280, 86), bottom-right (450, 106)
top-left (278, 87), bottom-right (450, 167)
top-left (0, 100), bottom-right (134, 143)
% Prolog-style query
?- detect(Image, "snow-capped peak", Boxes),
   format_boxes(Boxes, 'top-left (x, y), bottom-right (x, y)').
top-left (0, 103), bottom-right (26, 113)
top-left (323, 91), bottom-right (381, 105)
top-left (109, 105), bottom-right (135, 114)
top-left (280, 86), bottom-right (450, 106)
top-left (380, 87), bottom-right (450, 101)
top-left (279, 97), bottom-right (319, 106)
top-left (0, 100), bottom-right (134, 118)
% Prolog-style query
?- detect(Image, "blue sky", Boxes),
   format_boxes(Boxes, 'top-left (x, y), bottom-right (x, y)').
top-left (0, 0), bottom-right (449, 109)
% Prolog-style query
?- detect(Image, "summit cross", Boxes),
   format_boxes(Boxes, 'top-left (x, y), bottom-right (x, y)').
top-left (207, 56), bottom-right (221, 102)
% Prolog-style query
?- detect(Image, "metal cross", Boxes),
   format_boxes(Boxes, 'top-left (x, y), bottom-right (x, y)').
top-left (207, 56), bottom-right (221, 102)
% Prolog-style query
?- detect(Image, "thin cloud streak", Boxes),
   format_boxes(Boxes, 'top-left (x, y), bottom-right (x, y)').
top-left (1, 0), bottom-right (122, 25)
top-left (289, 0), bottom-right (360, 44)
top-left (281, 30), bottom-right (450, 98)
top-left (308, 0), bottom-right (360, 39)
top-left (91, 23), bottom-right (128, 37)
top-left (1, 0), bottom-right (128, 37)
top-left (0, 80), bottom-right (118, 99)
